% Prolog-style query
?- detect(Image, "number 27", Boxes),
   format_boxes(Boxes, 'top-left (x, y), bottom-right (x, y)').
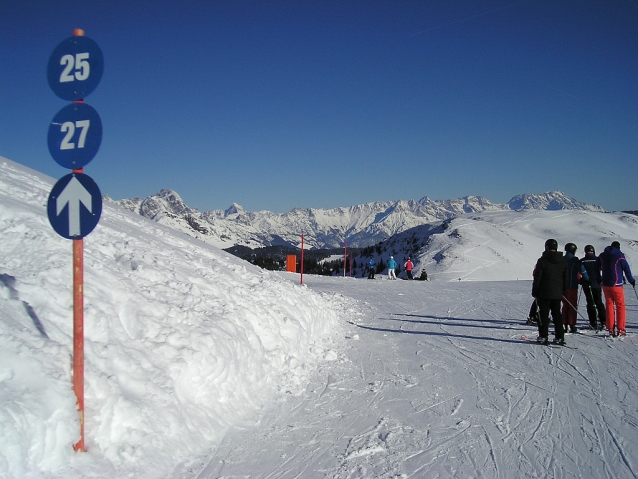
top-left (60, 120), bottom-right (90, 150)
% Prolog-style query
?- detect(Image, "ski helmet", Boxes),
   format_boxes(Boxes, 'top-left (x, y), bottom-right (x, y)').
top-left (564, 243), bottom-right (577, 254)
top-left (584, 245), bottom-right (595, 254)
top-left (611, 241), bottom-right (621, 249)
top-left (544, 238), bottom-right (558, 251)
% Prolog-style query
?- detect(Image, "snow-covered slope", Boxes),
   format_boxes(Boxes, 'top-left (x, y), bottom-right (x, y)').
top-left (406, 210), bottom-right (638, 282)
top-left (3, 155), bottom-right (638, 479)
top-left (0, 157), bottom-right (344, 478)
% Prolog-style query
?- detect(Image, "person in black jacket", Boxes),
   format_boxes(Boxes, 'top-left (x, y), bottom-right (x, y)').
top-left (532, 239), bottom-right (568, 345)
top-left (580, 245), bottom-right (606, 330)
top-left (562, 243), bottom-right (588, 333)
top-left (526, 300), bottom-right (539, 325)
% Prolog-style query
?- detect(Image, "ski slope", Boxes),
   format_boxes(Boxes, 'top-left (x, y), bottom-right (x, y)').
top-left (202, 275), bottom-right (638, 478)
top-left (2, 156), bottom-right (638, 478)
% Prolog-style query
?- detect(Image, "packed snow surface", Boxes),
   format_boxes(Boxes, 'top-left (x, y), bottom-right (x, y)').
top-left (2, 156), bottom-right (638, 478)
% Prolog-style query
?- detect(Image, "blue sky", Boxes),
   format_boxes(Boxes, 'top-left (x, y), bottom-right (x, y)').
top-left (2, 1), bottom-right (637, 213)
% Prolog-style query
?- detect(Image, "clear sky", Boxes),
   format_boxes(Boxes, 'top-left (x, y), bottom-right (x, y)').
top-left (2, 0), bottom-right (637, 213)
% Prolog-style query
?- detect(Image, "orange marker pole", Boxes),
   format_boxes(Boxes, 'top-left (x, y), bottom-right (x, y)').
top-left (300, 234), bottom-right (304, 285)
top-left (343, 240), bottom-right (347, 277)
top-left (72, 163), bottom-right (85, 452)
top-left (72, 236), bottom-right (85, 452)
top-left (71, 27), bottom-right (86, 453)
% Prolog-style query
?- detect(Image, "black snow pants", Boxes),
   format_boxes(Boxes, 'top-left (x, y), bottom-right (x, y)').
top-left (537, 298), bottom-right (564, 340)
top-left (582, 285), bottom-right (606, 329)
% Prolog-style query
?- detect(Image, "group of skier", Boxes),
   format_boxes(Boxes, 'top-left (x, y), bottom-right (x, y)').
top-left (530, 239), bottom-right (635, 346)
top-left (367, 256), bottom-right (428, 281)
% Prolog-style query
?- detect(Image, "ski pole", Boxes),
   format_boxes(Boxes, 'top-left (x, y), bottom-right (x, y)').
top-left (562, 295), bottom-right (588, 321)
top-left (578, 287), bottom-right (582, 307)
top-left (633, 284), bottom-right (638, 301)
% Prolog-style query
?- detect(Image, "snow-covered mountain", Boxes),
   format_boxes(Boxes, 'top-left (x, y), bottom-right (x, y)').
top-left (360, 209), bottom-right (638, 282)
top-left (111, 189), bottom-right (605, 250)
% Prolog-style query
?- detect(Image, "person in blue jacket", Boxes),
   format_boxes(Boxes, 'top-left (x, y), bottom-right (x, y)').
top-left (387, 256), bottom-right (397, 280)
top-left (562, 243), bottom-right (589, 333)
top-left (580, 245), bottom-right (606, 330)
top-left (367, 257), bottom-right (375, 279)
top-left (599, 241), bottom-right (635, 337)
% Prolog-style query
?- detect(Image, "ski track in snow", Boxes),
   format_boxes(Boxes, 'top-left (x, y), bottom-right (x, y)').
top-left (191, 277), bottom-right (638, 479)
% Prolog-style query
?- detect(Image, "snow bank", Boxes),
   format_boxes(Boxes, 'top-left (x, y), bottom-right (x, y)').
top-left (0, 157), bottom-right (344, 478)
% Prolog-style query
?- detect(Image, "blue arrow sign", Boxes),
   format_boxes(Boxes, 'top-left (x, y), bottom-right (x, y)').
top-left (48, 102), bottom-right (102, 169)
top-left (47, 36), bottom-right (104, 101)
top-left (47, 173), bottom-right (102, 239)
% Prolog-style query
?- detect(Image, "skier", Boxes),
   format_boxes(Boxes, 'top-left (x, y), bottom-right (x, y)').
top-left (562, 243), bottom-right (588, 333)
top-left (367, 257), bottom-right (375, 279)
top-left (418, 269), bottom-right (429, 281)
top-left (599, 241), bottom-right (635, 337)
top-left (532, 239), bottom-right (568, 345)
top-left (404, 257), bottom-right (414, 280)
top-left (526, 300), bottom-right (539, 325)
top-left (580, 245), bottom-right (606, 330)
top-left (387, 256), bottom-right (397, 280)
top-left (526, 268), bottom-right (539, 324)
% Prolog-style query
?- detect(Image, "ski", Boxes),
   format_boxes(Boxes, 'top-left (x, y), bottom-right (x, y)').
top-left (521, 335), bottom-right (549, 346)
top-left (520, 335), bottom-right (577, 349)
top-left (521, 335), bottom-right (538, 342)
top-left (604, 334), bottom-right (627, 341)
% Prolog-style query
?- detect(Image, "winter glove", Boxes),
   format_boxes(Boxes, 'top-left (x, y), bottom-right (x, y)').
top-left (631, 280), bottom-right (636, 287)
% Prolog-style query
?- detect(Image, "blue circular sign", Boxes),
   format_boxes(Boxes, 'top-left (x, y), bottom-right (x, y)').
top-left (47, 36), bottom-right (104, 101)
top-left (47, 173), bottom-right (102, 239)
top-left (48, 102), bottom-right (102, 169)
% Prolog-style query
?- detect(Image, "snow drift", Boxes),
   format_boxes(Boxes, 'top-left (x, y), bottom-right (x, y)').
top-left (0, 157), bottom-right (344, 478)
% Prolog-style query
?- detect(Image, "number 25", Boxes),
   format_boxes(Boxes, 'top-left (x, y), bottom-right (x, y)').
top-left (60, 53), bottom-right (90, 83)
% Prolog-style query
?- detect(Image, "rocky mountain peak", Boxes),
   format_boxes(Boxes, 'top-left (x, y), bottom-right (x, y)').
top-left (114, 190), bottom-right (606, 249)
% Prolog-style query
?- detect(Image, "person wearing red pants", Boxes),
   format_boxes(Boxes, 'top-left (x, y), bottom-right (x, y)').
top-left (600, 241), bottom-right (635, 337)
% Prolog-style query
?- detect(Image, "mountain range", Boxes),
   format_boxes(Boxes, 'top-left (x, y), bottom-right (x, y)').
top-left (109, 190), bottom-right (605, 249)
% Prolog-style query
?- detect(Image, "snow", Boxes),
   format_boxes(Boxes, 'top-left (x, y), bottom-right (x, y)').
top-left (2, 156), bottom-right (638, 478)
top-left (411, 209), bottom-right (638, 282)
top-left (1, 158), bottom-right (342, 478)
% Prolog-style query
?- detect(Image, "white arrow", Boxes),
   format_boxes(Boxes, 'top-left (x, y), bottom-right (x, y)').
top-left (56, 176), bottom-right (93, 237)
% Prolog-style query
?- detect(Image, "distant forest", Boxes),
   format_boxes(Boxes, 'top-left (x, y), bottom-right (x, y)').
top-left (224, 245), bottom-right (367, 276)
top-left (224, 236), bottom-right (426, 278)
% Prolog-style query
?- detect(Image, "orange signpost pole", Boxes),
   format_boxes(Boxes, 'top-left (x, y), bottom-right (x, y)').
top-left (72, 25), bottom-right (86, 453)
top-left (343, 240), bottom-right (347, 277)
top-left (72, 236), bottom-right (85, 452)
top-left (300, 234), bottom-right (304, 285)
top-left (48, 27), bottom-right (104, 453)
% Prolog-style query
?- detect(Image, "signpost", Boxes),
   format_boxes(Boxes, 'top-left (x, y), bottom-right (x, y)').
top-left (48, 102), bottom-right (102, 169)
top-left (47, 33), bottom-right (103, 101)
top-left (47, 28), bottom-right (103, 452)
top-left (47, 172), bottom-right (102, 239)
